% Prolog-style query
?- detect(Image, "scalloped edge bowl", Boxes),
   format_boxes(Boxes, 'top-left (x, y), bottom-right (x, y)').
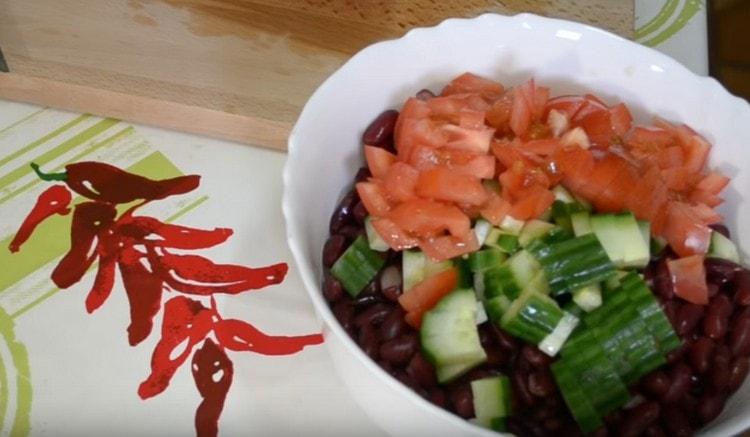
top-left (283, 13), bottom-right (750, 437)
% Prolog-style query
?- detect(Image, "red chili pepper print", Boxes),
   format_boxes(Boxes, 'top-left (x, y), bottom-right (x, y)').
top-left (31, 161), bottom-right (201, 204)
top-left (11, 160), bottom-right (324, 437)
top-left (8, 185), bottom-right (72, 253)
top-left (192, 339), bottom-right (233, 437)
top-left (214, 319), bottom-right (324, 355)
top-left (51, 201), bottom-right (117, 289)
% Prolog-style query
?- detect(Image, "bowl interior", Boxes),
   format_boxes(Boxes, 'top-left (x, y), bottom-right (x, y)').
top-left (284, 13), bottom-right (750, 436)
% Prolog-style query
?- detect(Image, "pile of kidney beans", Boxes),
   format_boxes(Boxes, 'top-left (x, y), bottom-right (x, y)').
top-left (321, 106), bottom-right (750, 436)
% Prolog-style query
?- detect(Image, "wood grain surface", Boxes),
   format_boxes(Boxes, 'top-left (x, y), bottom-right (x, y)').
top-left (0, 0), bottom-right (633, 150)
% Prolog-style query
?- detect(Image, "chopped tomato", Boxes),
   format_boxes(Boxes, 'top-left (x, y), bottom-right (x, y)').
top-left (509, 185), bottom-right (555, 220)
top-left (480, 190), bottom-right (512, 225)
top-left (356, 181), bottom-right (391, 216)
top-left (656, 146), bottom-right (684, 169)
top-left (689, 189), bottom-right (723, 208)
top-left (433, 149), bottom-right (496, 179)
top-left (690, 203), bottom-right (723, 225)
top-left (486, 93), bottom-right (513, 130)
top-left (662, 201), bottom-right (712, 257)
top-left (625, 126), bottom-right (675, 150)
top-left (546, 95), bottom-right (587, 120)
top-left (577, 108), bottom-right (614, 146)
top-left (399, 268), bottom-right (459, 328)
top-left (387, 198), bottom-right (470, 238)
top-left (441, 72), bottom-right (505, 101)
top-left (416, 167), bottom-right (488, 206)
top-left (420, 231), bottom-right (480, 262)
top-left (667, 255), bottom-right (709, 305)
top-left (382, 162), bottom-right (419, 202)
top-left (370, 217), bottom-right (419, 251)
top-left (364, 145), bottom-right (396, 178)
top-left (440, 124), bottom-right (494, 153)
top-left (695, 171), bottom-right (730, 195)
top-left (521, 138), bottom-right (562, 156)
top-left (510, 86), bottom-right (532, 138)
top-left (608, 103), bottom-right (633, 137)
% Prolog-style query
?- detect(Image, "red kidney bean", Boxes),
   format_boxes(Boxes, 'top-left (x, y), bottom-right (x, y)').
top-left (522, 345), bottom-right (552, 368)
top-left (731, 316), bottom-right (750, 357)
top-left (415, 89), bottom-right (436, 101)
top-left (736, 270), bottom-right (750, 303)
top-left (393, 370), bottom-right (418, 391)
top-left (329, 190), bottom-right (357, 234)
top-left (337, 224), bottom-right (365, 243)
top-left (351, 201), bottom-right (368, 225)
top-left (653, 258), bottom-right (675, 300)
top-left (332, 300), bottom-right (354, 330)
top-left (322, 274), bottom-right (344, 303)
top-left (407, 353), bottom-right (437, 389)
top-left (621, 401), bottom-right (660, 437)
top-left (543, 417), bottom-right (563, 432)
top-left (381, 285), bottom-right (402, 302)
top-left (698, 392), bottom-right (726, 424)
top-left (359, 325), bottom-right (380, 361)
top-left (528, 370), bottom-right (556, 397)
top-left (354, 303), bottom-right (391, 327)
top-left (492, 325), bottom-right (520, 352)
top-left (708, 282), bottom-right (720, 298)
top-left (711, 358), bottom-right (730, 392)
top-left (644, 424), bottom-right (667, 437)
top-left (676, 303), bottom-right (705, 336)
top-left (661, 406), bottom-right (692, 437)
top-left (379, 333), bottom-right (418, 366)
top-left (362, 110), bottom-right (399, 146)
top-left (662, 300), bottom-right (679, 328)
top-left (449, 385), bottom-right (475, 419)
top-left (512, 370), bottom-right (535, 407)
top-left (709, 223), bottom-right (730, 238)
top-left (429, 388), bottom-right (448, 408)
top-left (352, 294), bottom-right (382, 308)
top-left (604, 409), bottom-right (623, 427)
top-left (705, 258), bottom-right (742, 285)
top-left (322, 235), bottom-right (347, 268)
top-left (642, 370), bottom-right (671, 397)
top-left (354, 166), bottom-right (372, 183)
top-left (663, 363), bottom-right (692, 403)
top-left (379, 308), bottom-right (407, 341)
top-left (690, 337), bottom-right (715, 374)
top-left (484, 345), bottom-right (509, 367)
top-left (729, 357), bottom-right (750, 393)
top-left (667, 338), bottom-right (690, 364)
top-left (704, 294), bottom-right (732, 339)
top-left (591, 427), bottom-right (609, 437)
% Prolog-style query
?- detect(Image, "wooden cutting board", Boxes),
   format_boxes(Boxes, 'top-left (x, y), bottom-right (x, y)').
top-left (0, 0), bottom-right (633, 150)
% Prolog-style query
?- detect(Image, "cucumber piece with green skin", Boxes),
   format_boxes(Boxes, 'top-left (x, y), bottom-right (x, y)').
top-left (518, 220), bottom-right (556, 247)
top-left (364, 217), bottom-right (390, 252)
top-left (708, 231), bottom-right (741, 263)
top-left (571, 211), bottom-right (593, 236)
top-left (471, 376), bottom-right (512, 428)
top-left (551, 360), bottom-right (604, 433)
top-left (620, 272), bottom-right (681, 354)
top-left (402, 250), bottom-right (452, 291)
top-left (468, 248), bottom-right (507, 273)
top-left (484, 295), bottom-right (512, 322)
top-left (421, 289), bottom-right (487, 383)
top-left (650, 235), bottom-right (668, 256)
top-left (483, 250), bottom-right (542, 300)
top-left (499, 215), bottom-right (525, 235)
top-left (331, 235), bottom-right (385, 296)
top-left (550, 200), bottom-right (587, 233)
top-left (590, 212), bottom-right (650, 268)
top-left (530, 234), bottom-right (615, 297)
top-left (490, 417), bottom-right (507, 432)
top-left (637, 220), bottom-right (651, 250)
top-left (500, 291), bottom-right (564, 347)
top-left (485, 228), bottom-right (521, 254)
top-left (538, 311), bottom-right (579, 356)
top-left (572, 283), bottom-right (602, 312)
top-left (552, 185), bottom-right (576, 203)
top-left (454, 257), bottom-right (473, 289)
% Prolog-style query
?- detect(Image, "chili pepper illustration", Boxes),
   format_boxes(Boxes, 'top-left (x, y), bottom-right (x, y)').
top-left (31, 161), bottom-right (200, 204)
top-left (192, 339), bottom-right (233, 437)
top-left (8, 185), bottom-right (72, 253)
top-left (139, 296), bottom-right (215, 399)
top-left (115, 216), bottom-right (233, 249)
top-left (11, 160), bottom-right (324, 437)
top-left (51, 201), bottom-right (117, 289)
top-left (152, 251), bottom-right (288, 295)
top-left (214, 319), bottom-right (324, 356)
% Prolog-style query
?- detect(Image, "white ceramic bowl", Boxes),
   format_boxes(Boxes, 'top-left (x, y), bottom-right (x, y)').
top-left (283, 13), bottom-right (750, 437)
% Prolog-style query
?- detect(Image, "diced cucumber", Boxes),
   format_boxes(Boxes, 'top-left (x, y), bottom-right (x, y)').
top-left (551, 200), bottom-right (587, 233)
top-left (483, 179), bottom-right (501, 193)
top-left (484, 295), bottom-right (512, 322)
top-left (538, 312), bottom-right (579, 356)
top-left (474, 219), bottom-right (493, 246)
top-left (474, 272), bottom-right (486, 300)
top-left (619, 273), bottom-right (681, 355)
top-left (637, 220), bottom-right (651, 250)
top-left (454, 257), bottom-right (473, 289)
top-left (403, 250), bottom-right (452, 291)
top-left (331, 236), bottom-right (385, 296)
top-left (468, 248), bottom-right (506, 273)
top-left (500, 215), bottom-right (525, 235)
top-left (590, 212), bottom-right (650, 268)
top-left (500, 291), bottom-right (564, 348)
top-left (552, 185), bottom-right (576, 203)
top-left (518, 220), bottom-right (556, 247)
top-left (490, 417), bottom-right (507, 432)
top-left (530, 234), bottom-right (615, 297)
top-left (364, 217), bottom-right (390, 252)
top-left (484, 250), bottom-right (542, 300)
top-left (571, 211), bottom-right (592, 236)
top-left (650, 235), bottom-right (667, 256)
top-left (708, 231), bottom-right (741, 263)
top-left (471, 376), bottom-right (512, 428)
top-left (552, 361), bottom-right (603, 433)
top-left (572, 283), bottom-right (602, 312)
top-left (421, 289), bottom-right (487, 383)
top-left (475, 301), bottom-right (488, 325)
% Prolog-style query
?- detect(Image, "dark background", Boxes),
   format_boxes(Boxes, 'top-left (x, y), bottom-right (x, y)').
top-left (709, 0), bottom-right (750, 100)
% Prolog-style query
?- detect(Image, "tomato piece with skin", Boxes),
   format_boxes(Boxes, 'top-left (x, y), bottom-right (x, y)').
top-left (545, 96), bottom-right (588, 120)
top-left (441, 72), bottom-right (505, 101)
top-left (667, 255), bottom-right (709, 305)
top-left (596, 156), bottom-right (639, 213)
top-left (356, 181), bottom-right (391, 216)
top-left (364, 145), bottom-right (396, 178)
top-left (382, 162), bottom-right (419, 203)
top-left (440, 124), bottom-right (494, 154)
top-left (480, 190), bottom-right (512, 226)
top-left (400, 268), bottom-right (459, 328)
top-left (521, 138), bottom-right (562, 156)
top-left (486, 93), bottom-right (513, 130)
top-left (510, 86), bottom-right (533, 138)
top-left (608, 103), bottom-right (633, 137)
top-left (695, 171), bottom-right (730, 195)
top-left (508, 185), bottom-right (555, 220)
top-left (656, 146), bottom-right (684, 169)
top-left (662, 201), bottom-right (712, 257)
top-left (387, 198), bottom-right (470, 238)
top-left (433, 149), bottom-right (496, 179)
top-left (416, 167), bottom-right (488, 206)
top-left (370, 217), bottom-right (419, 251)
top-left (419, 231), bottom-right (480, 263)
